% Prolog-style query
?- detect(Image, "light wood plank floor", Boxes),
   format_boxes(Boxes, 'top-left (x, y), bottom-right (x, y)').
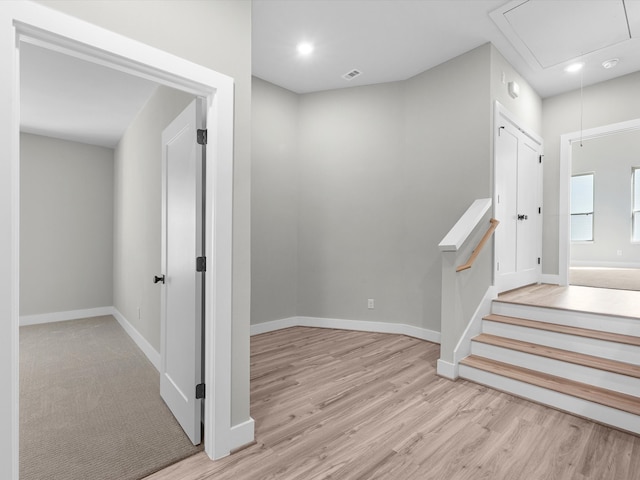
top-left (146, 326), bottom-right (640, 480)
top-left (498, 283), bottom-right (640, 320)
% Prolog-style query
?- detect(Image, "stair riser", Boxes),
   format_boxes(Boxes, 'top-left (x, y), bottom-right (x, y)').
top-left (459, 364), bottom-right (640, 435)
top-left (471, 341), bottom-right (640, 397)
top-left (492, 302), bottom-right (640, 337)
top-left (482, 320), bottom-right (640, 365)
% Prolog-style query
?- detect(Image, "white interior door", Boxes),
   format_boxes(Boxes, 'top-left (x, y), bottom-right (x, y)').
top-left (160, 99), bottom-right (204, 445)
top-left (495, 118), bottom-right (543, 292)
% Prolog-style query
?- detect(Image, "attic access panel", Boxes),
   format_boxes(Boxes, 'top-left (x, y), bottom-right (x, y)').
top-left (500, 0), bottom-right (631, 68)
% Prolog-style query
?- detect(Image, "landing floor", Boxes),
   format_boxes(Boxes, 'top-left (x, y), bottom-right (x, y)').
top-left (498, 284), bottom-right (640, 320)
top-left (147, 326), bottom-right (640, 480)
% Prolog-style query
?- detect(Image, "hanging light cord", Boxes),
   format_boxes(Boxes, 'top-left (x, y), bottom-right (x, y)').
top-left (580, 64), bottom-right (584, 147)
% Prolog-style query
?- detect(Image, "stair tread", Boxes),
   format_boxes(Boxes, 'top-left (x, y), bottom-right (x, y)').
top-left (460, 355), bottom-right (640, 416)
top-left (484, 314), bottom-right (640, 347)
top-left (474, 333), bottom-right (640, 379)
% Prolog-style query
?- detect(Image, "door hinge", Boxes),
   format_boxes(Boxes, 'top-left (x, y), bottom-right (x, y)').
top-left (538, 257), bottom-right (541, 265)
top-left (196, 383), bottom-right (205, 399)
top-left (197, 129), bottom-right (207, 145)
top-left (196, 256), bottom-right (206, 272)
top-left (539, 154), bottom-right (543, 163)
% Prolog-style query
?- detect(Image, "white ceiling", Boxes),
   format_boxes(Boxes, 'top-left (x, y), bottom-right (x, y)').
top-left (20, 42), bottom-right (158, 148)
top-left (498, 0), bottom-right (631, 68)
top-left (253, 0), bottom-right (640, 97)
top-left (20, 0), bottom-right (640, 148)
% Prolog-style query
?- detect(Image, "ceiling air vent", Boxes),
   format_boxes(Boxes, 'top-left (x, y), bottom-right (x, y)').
top-left (342, 69), bottom-right (362, 81)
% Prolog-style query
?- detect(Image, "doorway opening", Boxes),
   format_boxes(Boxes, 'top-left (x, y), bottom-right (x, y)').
top-left (559, 118), bottom-right (640, 289)
top-left (20, 43), bottom-right (205, 477)
top-left (1, 4), bottom-right (237, 478)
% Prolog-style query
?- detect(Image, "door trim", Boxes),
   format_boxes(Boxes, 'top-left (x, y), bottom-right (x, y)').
top-left (493, 101), bottom-right (543, 292)
top-left (0, 2), bottom-right (239, 475)
top-left (558, 118), bottom-right (640, 285)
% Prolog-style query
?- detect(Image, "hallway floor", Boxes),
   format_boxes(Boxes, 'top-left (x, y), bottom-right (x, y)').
top-left (146, 325), bottom-right (640, 480)
top-left (498, 283), bottom-right (640, 320)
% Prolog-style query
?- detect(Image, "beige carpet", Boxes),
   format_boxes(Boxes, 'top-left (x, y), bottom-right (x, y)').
top-left (20, 316), bottom-right (202, 480)
top-left (570, 267), bottom-right (640, 291)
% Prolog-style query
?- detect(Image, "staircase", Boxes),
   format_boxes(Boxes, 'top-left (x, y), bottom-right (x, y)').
top-left (458, 297), bottom-right (640, 435)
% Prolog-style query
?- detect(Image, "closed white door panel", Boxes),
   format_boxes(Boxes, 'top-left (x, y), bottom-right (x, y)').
top-left (516, 139), bottom-right (540, 277)
top-left (495, 127), bottom-right (519, 285)
top-left (495, 118), bottom-right (542, 293)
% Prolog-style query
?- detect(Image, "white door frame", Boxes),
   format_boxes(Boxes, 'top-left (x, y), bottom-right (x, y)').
top-left (0, 2), bottom-right (237, 477)
top-left (493, 101), bottom-right (543, 292)
top-left (558, 117), bottom-right (640, 285)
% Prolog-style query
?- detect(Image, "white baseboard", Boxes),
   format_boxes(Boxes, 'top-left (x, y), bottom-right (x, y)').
top-left (436, 359), bottom-right (457, 379)
top-left (111, 308), bottom-right (161, 371)
top-left (229, 417), bottom-right (255, 451)
top-left (250, 317), bottom-right (300, 336)
top-left (571, 261), bottom-right (640, 269)
top-left (251, 316), bottom-right (441, 344)
top-left (20, 306), bottom-right (114, 326)
top-left (21, 306), bottom-right (161, 371)
top-left (540, 274), bottom-right (560, 285)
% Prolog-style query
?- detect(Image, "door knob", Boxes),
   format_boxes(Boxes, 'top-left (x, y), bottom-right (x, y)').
top-left (517, 214), bottom-right (528, 220)
top-left (153, 275), bottom-right (165, 284)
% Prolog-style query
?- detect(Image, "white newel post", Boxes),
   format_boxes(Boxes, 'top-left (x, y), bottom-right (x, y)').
top-left (437, 198), bottom-right (493, 380)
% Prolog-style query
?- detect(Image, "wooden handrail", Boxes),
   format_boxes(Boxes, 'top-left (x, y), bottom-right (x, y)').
top-left (456, 218), bottom-right (499, 272)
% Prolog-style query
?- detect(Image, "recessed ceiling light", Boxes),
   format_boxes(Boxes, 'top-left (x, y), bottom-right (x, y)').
top-left (602, 58), bottom-right (619, 69)
top-left (564, 62), bottom-right (584, 73)
top-left (297, 42), bottom-right (314, 55)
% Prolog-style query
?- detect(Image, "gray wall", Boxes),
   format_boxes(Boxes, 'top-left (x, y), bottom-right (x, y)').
top-left (37, 0), bottom-right (252, 427)
top-left (114, 86), bottom-right (193, 351)
top-left (251, 78), bottom-right (299, 323)
top-left (297, 81), bottom-right (407, 323)
top-left (490, 46), bottom-right (542, 135)
top-left (571, 129), bottom-right (640, 266)
top-left (401, 44), bottom-right (492, 333)
top-left (252, 43), bottom-right (541, 336)
top-left (542, 71), bottom-right (640, 275)
top-left (20, 133), bottom-right (114, 315)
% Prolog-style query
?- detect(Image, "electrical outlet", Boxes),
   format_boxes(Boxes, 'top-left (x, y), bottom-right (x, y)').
top-left (367, 299), bottom-right (374, 309)
top-left (617, 250), bottom-right (623, 256)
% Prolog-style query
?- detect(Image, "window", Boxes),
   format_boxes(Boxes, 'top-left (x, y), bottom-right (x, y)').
top-left (571, 173), bottom-right (594, 242)
top-left (634, 168), bottom-right (640, 242)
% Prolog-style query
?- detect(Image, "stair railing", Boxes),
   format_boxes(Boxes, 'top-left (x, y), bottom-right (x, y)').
top-left (455, 218), bottom-right (499, 272)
